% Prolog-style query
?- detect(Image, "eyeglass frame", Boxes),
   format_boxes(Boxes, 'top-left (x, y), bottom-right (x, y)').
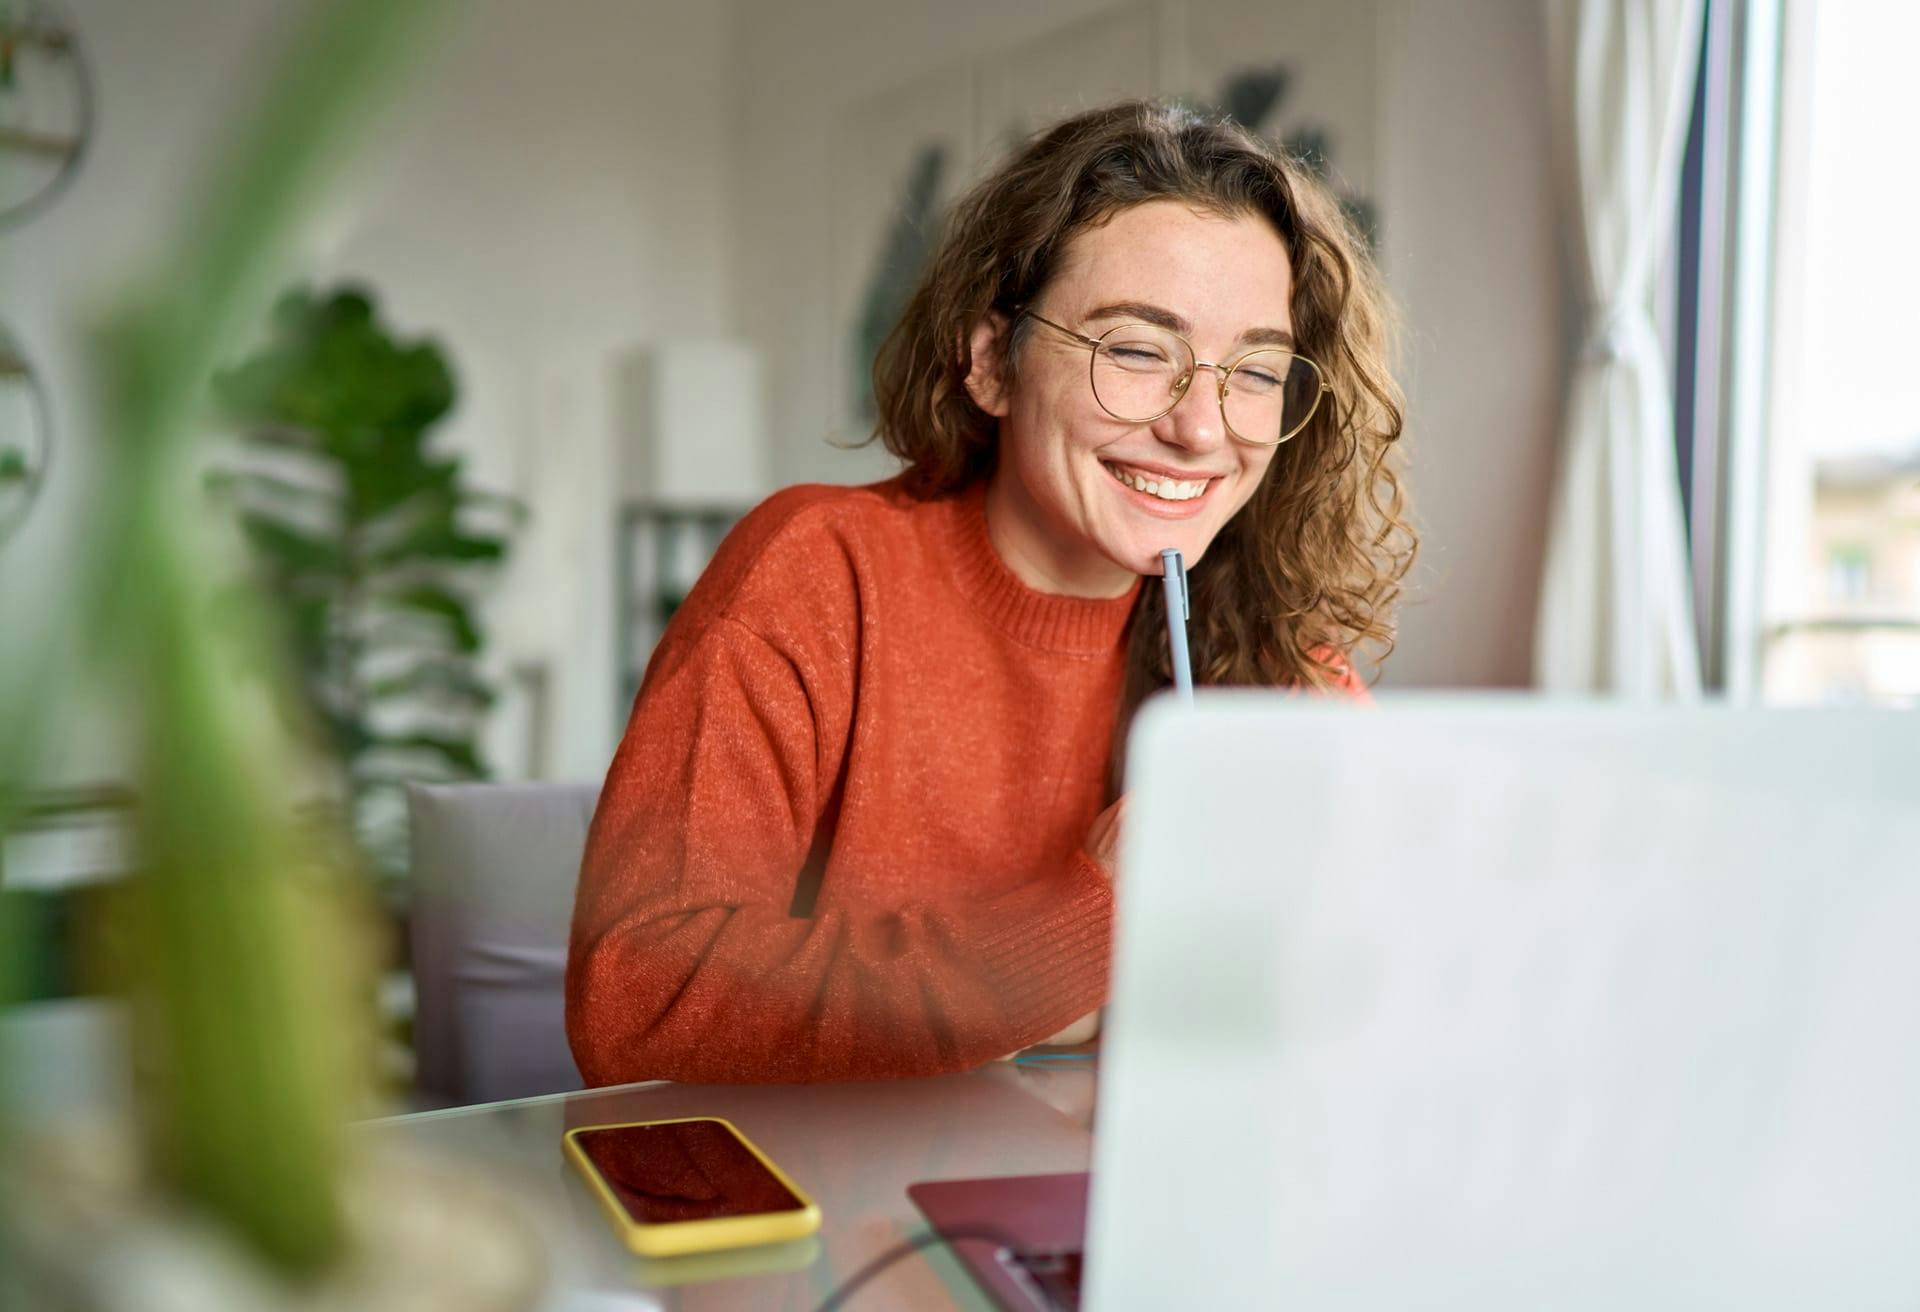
top-left (1015, 308), bottom-right (1332, 447)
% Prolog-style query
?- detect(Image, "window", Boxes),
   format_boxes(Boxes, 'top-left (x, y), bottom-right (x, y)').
top-left (1823, 545), bottom-right (1869, 607)
top-left (1704, 0), bottom-right (1920, 706)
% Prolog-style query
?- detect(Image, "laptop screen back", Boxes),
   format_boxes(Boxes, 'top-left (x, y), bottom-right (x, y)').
top-left (1087, 698), bottom-right (1920, 1311)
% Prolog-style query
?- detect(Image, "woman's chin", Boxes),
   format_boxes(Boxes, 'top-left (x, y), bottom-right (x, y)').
top-left (1105, 537), bottom-right (1207, 580)
top-left (1105, 545), bottom-right (1190, 583)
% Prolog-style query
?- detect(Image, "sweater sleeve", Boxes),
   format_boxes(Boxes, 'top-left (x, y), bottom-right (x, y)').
top-left (565, 616), bottom-right (1115, 1086)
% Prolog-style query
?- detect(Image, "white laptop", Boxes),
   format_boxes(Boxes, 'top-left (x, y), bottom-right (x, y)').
top-left (1078, 695), bottom-right (1920, 1310)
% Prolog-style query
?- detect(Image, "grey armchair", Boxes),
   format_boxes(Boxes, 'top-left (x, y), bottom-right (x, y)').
top-left (406, 781), bottom-right (598, 1106)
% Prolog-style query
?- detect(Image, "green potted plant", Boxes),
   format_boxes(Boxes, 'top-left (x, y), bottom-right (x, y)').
top-left (210, 286), bottom-right (518, 893)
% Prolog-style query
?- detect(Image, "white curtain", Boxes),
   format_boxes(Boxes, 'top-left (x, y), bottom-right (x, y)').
top-left (1534, 0), bottom-right (1707, 696)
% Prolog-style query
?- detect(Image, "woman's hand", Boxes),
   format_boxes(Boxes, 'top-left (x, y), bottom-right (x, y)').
top-left (1038, 1009), bottom-right (1101, 1046)
top-left (1084, 794), bottom-right (1126, 883)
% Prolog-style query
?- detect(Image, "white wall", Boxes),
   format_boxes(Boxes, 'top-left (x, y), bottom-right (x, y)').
top-left (4, 0), bottom-right (1565, 810)
top-left (311, 0), bottom-right (734, 781)
top-left (728, 0), bottom-right (1565, 689)
top-left (1372, 0), bottom-right (1563, 687)
top-left (2, 0), bottom-right (736, 786)
top-left (730, 0), bottom-right (1136, 492)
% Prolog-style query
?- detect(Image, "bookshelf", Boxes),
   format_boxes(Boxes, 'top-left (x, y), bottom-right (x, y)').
top-left (614, 500), bottom-right (748, 717)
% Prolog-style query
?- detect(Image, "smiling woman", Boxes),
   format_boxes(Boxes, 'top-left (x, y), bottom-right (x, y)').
top-left (882, 103), bottom-right (1414, 719)
top-left (566, 100), bottom-right (1414, 1086)
top-left (971, 202), bottom-right (1313, 597)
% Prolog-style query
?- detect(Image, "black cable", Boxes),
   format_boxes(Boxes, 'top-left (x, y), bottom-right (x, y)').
top-left (808, 1224), bottom-right (1040, 1312)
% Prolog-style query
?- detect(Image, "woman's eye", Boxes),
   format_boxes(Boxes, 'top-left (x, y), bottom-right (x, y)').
top-left (1236, 367), bottom-right (1283, 390)
top-left (1108, 345), bottom-right (1170, 365)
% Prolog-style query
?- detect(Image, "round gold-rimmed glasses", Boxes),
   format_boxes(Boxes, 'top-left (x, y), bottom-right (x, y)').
top-left (1019, 309), bottom-right (1331, 446)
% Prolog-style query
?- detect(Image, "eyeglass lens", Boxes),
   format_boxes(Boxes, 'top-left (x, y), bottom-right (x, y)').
top-left (1089, 323), bottom-right (1323, 443)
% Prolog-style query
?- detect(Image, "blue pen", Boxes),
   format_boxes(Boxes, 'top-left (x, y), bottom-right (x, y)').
top-left (1159, 548), bottom-right (1193, 703)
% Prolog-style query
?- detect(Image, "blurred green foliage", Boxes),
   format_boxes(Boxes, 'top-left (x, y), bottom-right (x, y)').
top-left (212, 286), bottom-right (516, 888)
top-left (1, 0), bottom-right (449, 1284)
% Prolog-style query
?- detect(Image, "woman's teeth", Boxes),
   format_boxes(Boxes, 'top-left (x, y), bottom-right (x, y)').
top-left (1105, 462), bottom-right (1209, 502)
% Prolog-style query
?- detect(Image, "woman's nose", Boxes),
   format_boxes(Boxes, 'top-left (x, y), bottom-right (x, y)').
top-left (1150, 365), bottom-right (1227, 453)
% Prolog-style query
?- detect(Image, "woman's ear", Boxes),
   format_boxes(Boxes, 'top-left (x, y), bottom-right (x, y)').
top-left (962, 312), bottom-right (1012, 418)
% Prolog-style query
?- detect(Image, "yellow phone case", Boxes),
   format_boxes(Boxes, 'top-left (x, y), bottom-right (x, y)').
top-left (562, 1117), bottom-right (823, 1258)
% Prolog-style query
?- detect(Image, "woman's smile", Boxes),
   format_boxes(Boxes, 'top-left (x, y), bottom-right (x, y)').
top-left (1097, 457), bottom-right (1223, 518)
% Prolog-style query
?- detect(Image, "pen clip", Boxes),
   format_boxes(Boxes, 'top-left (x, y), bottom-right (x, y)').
top-left (1169, 552), bottom-right (1189, 620)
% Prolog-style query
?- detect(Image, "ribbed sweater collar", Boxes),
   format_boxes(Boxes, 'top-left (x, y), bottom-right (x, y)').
top-left (937, 480), bottom-right (1142, 655)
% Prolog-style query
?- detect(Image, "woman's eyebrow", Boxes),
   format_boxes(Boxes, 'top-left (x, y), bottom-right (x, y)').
top-left (1083, 300), bottom-right (1296, 350)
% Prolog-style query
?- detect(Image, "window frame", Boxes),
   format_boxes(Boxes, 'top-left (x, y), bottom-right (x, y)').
top-left (1673, 0), bottom-right (1790, 700)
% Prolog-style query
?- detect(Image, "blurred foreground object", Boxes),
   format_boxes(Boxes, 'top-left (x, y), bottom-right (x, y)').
top-left (0, 0), bottom-right (545, 1307)
top-left (6, 1121), bottom-right (542, 1312)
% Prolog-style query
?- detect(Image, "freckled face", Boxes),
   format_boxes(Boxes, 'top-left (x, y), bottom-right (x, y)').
top-left (974, 200), bottom-right (1296, 597)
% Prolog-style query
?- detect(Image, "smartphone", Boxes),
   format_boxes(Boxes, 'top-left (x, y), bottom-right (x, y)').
top-left (562, 1117), bottom-right (822, 1257)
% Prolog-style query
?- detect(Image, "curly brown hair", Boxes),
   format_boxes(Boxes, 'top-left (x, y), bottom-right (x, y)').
top-left (871, 99), bottom-right (1414, 740)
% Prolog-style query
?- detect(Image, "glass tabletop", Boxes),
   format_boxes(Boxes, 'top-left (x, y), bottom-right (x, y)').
top-left (363, 1055), bottom-right (1099, 1311)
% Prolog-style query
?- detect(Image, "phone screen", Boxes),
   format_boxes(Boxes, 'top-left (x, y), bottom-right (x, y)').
top-left (572, 1120), bottom-right (804, 1226)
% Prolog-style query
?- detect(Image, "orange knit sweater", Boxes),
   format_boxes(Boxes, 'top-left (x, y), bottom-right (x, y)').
top-left (565, 477), bottom-right (1360, 1085)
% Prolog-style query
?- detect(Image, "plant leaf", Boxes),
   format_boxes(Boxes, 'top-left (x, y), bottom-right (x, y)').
top-left (364, 517), bottom-right (506, 569)
top-left (209, 467), bottom-right (345, 519)
top-left (364, 660), bottom-right (496, 708)
top-left (368, 584), bottom-right (481, 652)
top-left (360, 731), bottom-right (484, 777)
top-left (240, 513), bottom-right (347, 576)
